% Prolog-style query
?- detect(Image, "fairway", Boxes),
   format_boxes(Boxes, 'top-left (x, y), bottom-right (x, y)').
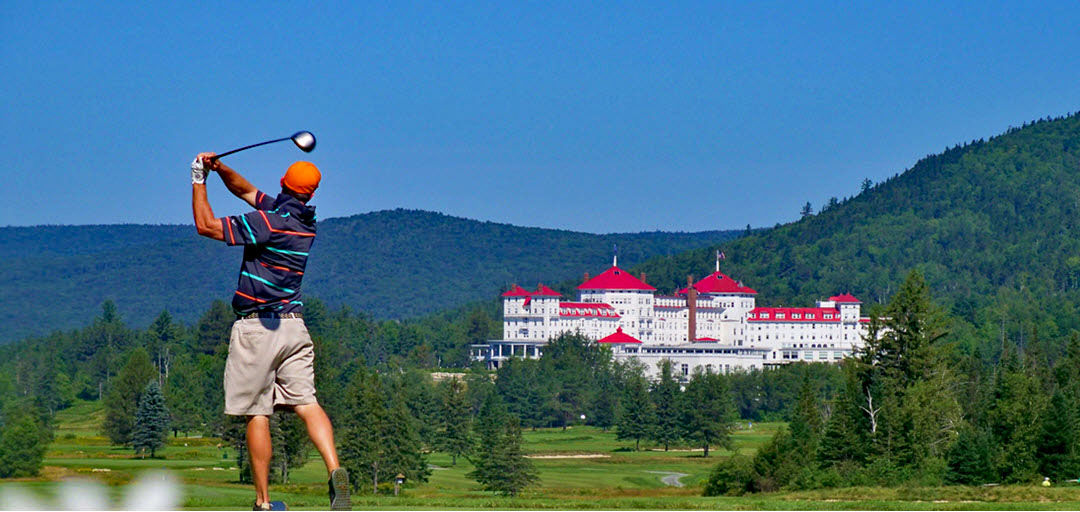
top-left (4, 402), bottom-right (1080, 510)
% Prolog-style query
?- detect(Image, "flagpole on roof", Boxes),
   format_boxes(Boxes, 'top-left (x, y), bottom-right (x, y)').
top-left (613, 243), bottom-right (618, 267)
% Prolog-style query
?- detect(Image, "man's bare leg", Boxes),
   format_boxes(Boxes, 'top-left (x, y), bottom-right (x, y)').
top-left (293, 403), bottom-right (340, 473)
top-left (247, 415), bottom-right (273, 507)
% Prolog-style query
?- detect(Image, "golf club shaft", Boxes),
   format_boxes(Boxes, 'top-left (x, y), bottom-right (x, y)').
top-left (210, 137), bottom-right (292, 160)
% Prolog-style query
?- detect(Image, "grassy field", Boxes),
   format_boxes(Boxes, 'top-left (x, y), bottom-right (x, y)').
top-left (4, 401), bottom-right (1080, 509)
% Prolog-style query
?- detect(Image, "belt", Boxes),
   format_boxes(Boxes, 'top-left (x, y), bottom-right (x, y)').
top-left (237, 312), bottom-right (303, 320)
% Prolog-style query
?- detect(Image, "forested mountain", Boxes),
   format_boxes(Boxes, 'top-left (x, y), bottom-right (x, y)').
top-left (1, 211), bottom-right (741, 342)
top-left (635, 112), bottom-right (1080, 356)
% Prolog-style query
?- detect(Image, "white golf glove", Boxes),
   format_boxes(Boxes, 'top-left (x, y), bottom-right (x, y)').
top-left (191, 157), bottom-right (208, 185)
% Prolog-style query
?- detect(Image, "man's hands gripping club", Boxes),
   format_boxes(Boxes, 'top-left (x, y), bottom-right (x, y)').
top-left (192, 152), bottom-right (259, 208)
top-left (192, 152), bottom-right (225, 184)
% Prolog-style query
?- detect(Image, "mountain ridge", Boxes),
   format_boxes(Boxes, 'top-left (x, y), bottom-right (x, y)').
top-left (2, 208), bottom-right (742, 342)
top-left (630, 112), bottom-right (1080, 354)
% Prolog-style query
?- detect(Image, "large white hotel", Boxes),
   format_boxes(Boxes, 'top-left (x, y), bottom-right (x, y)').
top-left (471, 257), bottom-right (871, 380)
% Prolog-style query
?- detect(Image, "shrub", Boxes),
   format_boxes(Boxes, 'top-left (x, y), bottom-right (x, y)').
top-left (704, 454), bottom-right (755, 496)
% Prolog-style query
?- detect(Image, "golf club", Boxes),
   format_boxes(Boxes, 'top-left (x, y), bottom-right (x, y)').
top-left (210, 131), bottom-right (316, 160)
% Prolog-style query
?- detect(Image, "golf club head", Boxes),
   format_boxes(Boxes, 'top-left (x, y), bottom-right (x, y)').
top-left (291, 131), bottom-right (316, 153)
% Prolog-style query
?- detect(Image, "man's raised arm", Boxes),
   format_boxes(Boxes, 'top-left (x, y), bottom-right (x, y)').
top-left (204, 154), bottom-right (260, 208)
top-left (192, 153), bottom-right (224, 241)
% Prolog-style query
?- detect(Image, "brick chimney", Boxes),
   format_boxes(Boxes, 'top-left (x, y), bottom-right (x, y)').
top-left (640, 272), bottom-right (647, 284)
top-left (584, 272), bottom-right (590, 283)
top-left (686, 275), bottom-right (697, 342)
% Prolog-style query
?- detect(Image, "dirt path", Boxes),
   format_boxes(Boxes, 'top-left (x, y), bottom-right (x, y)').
top-left (644, 470), bottom-right (690, 487)
top-left (524, 454), bottom-right (610, 459)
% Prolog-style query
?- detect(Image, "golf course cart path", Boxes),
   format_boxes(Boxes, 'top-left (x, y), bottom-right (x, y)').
top-left (644, 471), bottom-right (690, 487)
top-left (524, 454), bottom-right (610, 459)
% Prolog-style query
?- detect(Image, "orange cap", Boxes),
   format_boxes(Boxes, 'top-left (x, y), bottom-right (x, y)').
top-left (281, 161), bottom-right (321, 195)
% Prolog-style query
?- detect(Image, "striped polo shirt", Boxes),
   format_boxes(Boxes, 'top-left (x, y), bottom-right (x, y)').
top-left (219, 191), bottom-right (316, 316)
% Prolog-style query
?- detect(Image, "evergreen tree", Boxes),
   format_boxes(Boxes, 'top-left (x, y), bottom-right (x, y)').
top-left (0, 406), bottom-right (48, 478)
top-left (469, 392), bottom-right (509, 485)
top-left (192, 300), bottom-right (233, 356)
top-left (680, 370), bottom-right (736, 457)
top-left (945, 426), bottom-right (995, 485)
top-left (877, 270), bottom-right (948, 385)
top-left (986, 349), bottom-right (1047, 482)
top-left (437, 377), bottom-right (473, 465)
top-left (221, 416), bottom-right (251, 484)
top-left (147, 310), bottom-right (180, 381)
top-left (398, 369), bottom-right (439, 448)
top-left (541, 333), bottom-right (598, 429)
top-left (340, 372), bottom-right (388, 493)
top-left (339, 371), bottom-right (430, 493)
top-left (590, 363), bottom-right (620, 431)
top-left (103, 348), bottom-right (156, 445)
top-left (1036, 389), bottom-right (1078, 480)
top-left (132, 380), bottom-right (170, 458)
top-left (854, 270), bottom-right (952, 468)
top-left (817, 362), bottom-right (870, 466)
top-left (801, 202), bottom-right (813, 218)
top-left (271, 411), bottom-right (309, 484)
top-left (649, 360), bottom-right (682, 451)
top-left (897, 364), bottom-right (962, 467)
top-left (496, 358), bottom-right (545, 428)
top-left (469, 414), bottom-right (538, 496)
top-left (788, 374), bottom-right (823, 459)
top-left (82, 301), bottom-right (134, 395)
top-left (465, 369), bottom-right (496, 419)
top-left (751, 427), bottom-right (796, 491)
top-left (616, 373), bottom-right (656, 451)
top-left (382, 400), bottom-right (431, 486)
top-left (165, 355), bottom-right (204, 436)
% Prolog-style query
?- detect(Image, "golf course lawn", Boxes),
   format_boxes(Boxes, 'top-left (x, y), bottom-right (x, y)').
top-left (4, 401), bottom-right (1080, 509)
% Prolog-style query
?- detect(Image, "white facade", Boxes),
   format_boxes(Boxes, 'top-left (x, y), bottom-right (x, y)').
top-left (472, 263), bottom-right (871, 381)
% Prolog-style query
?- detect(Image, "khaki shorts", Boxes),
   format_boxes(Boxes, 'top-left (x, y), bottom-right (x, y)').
top-left (224, 317), bottom-right (318, 416)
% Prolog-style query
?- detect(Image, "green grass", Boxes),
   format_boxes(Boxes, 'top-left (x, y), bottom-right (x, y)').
top-left (5, 401), bottom-right (1080, 509)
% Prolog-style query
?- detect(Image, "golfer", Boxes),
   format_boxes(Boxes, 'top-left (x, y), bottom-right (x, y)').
top-left (191, 154), bottom-right (350, 511)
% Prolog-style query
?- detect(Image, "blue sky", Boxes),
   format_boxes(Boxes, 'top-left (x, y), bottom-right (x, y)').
top-left (2, 1), bottom-right (1077, 232)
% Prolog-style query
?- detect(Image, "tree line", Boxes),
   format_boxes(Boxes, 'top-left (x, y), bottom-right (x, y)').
top-left (0, 292), bottom-right (826, 492)
top-left (8, 269), bottom-right (1073, 496)
top-left (706, 270), bottom-right (1080, 495)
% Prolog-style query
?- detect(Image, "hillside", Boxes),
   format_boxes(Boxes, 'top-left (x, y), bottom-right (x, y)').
top-left (634, 112), bottom-right (1080, 352)
top-left (1, 210), bottom-right (740, 342)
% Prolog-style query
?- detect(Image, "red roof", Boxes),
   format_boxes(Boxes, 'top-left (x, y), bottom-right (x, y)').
top-left (501, 285), bottom-right (532, 297)
top-left (747, 307), bottom-right (842, 323)
top-left (598, 327), bottom-right (643, 344)
top-left (578, 266), bottom-right (657, 291)
top-left (695, 337), bottom-right (718, 342)
top-left (678, 272), bottom-right (757, 295)
top-left (829, 293), bottom-right (861, 303)
top-left (559, 302), bottom-right (621, 318)
top-left (533, 285), bottom-right (562, 297)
